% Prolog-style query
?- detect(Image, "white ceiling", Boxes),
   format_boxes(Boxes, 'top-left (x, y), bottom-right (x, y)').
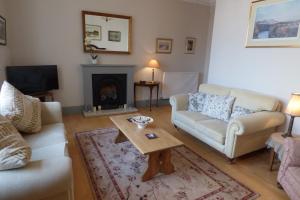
top-left (182, 0), bottom-right (216, 6)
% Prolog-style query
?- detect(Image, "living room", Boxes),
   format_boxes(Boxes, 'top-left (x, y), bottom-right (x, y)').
top-left (0, 0), bottom-right (299, 200)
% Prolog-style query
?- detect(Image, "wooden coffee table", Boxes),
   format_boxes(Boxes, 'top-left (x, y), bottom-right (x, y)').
top-left (110, 114), bottom-right (183, 182)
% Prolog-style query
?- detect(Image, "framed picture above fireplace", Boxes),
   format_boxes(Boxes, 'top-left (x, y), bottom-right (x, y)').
top-left (82, 11), bottom-right (132, 54)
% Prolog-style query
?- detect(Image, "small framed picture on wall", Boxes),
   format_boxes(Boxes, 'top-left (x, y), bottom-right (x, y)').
top-left (0, 16), bottom-right (6, 46)
top-left (156, 38), bottom-right (173, 54)
top-left (185, 37), bottom-right (196, 54)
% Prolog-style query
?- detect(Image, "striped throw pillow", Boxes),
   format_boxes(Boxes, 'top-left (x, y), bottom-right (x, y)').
top-left (0, 115), bottom-right (31, 170)
top-left (0, 81), bottom-right (42, 133)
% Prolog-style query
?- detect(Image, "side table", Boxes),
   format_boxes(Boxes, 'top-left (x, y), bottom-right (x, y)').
top-left (266, 132), bottom-right (285, 171)
top-left (134, 82), bottom-right (159, 111)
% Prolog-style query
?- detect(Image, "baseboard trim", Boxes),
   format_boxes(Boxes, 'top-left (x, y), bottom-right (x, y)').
top-left (62, 99), bottom-right (170, 115)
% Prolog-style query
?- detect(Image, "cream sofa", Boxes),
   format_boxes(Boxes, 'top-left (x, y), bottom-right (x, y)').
top-left (170, 84), bottom-right (285, 159)
top-left (0, 102), bottom-right (73, 200)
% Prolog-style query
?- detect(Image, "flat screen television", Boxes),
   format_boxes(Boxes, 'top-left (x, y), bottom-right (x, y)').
top-left (6, 65), bottom-right (59, 94)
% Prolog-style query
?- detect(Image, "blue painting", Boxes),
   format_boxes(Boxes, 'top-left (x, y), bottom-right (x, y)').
top-left (253, 0), bottom-right (300, 39)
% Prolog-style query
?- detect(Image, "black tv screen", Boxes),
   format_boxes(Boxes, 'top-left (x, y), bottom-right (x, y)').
top-left (6, 65), bottom-right (59, 94)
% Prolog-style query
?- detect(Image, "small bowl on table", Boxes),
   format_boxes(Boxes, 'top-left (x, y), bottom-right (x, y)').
top-left (131, 116), bottom-right (154, 129)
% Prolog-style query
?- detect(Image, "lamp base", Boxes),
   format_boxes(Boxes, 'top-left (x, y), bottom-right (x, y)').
top-left (282, 133), bottom-right (293, 138)
top-left (282, 115), bottom-right (295, 138)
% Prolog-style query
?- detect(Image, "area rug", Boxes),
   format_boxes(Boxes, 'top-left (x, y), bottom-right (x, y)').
top-left (75, 128), bottom-right (259, 200)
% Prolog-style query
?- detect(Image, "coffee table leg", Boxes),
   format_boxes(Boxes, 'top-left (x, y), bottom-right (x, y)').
top-left (115, 130), bottom-right (128, 144)
top-left (142, 149), bottom-right (174, 182)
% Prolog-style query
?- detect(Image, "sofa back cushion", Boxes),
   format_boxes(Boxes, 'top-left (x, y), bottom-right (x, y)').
top-left (199, 84), bottom-right (231, 96)
top-left (230, 88), bottom-right (280, 112)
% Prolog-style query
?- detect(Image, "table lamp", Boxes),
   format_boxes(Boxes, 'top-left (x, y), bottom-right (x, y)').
top-left (284, 93), bottom-right (300, 137)
top-left (147, 59), bottom-right (160, 83)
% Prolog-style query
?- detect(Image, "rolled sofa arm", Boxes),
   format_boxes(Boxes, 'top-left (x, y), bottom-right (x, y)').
top-left (227, 111), bottom-right (285, 136)
top-left (41, 102), bottom-right (63, 125)
top-left (169, 94), bottom-right (189, 111)
top-left (278, 138), bottom-right (300, 183)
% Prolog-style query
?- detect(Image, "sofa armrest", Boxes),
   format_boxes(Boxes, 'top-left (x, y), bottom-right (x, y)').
top-left (41, 102), bottom-right (63, 125)
top-left (227, 111), bottom-right (285, 136)
top-left (0, 157), bottom-right (73, 200)
top-left (169, 94), bottom-right (189, 111)
top-left (278, 138), bottom-right (300, 182)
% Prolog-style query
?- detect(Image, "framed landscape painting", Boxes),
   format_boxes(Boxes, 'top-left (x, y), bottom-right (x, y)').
top-left (246, 0), bottom-right (300, 47)
top-left (156, 38), bottom-right (173, 54)
top-left (85, 24), bottom-right (101, 41)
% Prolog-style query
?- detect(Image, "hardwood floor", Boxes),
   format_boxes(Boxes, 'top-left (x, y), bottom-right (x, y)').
top-left (64, 106), bottom-right (289, 200)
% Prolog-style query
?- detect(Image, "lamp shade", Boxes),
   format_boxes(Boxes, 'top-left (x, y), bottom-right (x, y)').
top-left (147, 59), bottom-right (160, 69)
top-left (286, 93), bottom-right (300, 116)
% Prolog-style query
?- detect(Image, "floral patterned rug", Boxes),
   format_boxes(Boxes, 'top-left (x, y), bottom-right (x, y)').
top-left (75, 128), bottom-right (259, 200)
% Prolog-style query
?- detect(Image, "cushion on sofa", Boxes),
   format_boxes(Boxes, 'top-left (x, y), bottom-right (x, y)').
top-left (0, 115), bottom-right (31, 170)
top-left (24, 123), bottom-right (67, 150)
top-left (0, 81), bottom-right (42, 134)
top-left (173, 111), bottom-right (210, 128)
top-left (188, 92), bottom-right (206, 112)
top-left (202, 94), bottom-right (235, 122)
top-left (230, 106), bottom-right (256, 120)
top-left (194, 119), bottom-right (227, 144)
top-left (230, 88), bottom-right (280, 111)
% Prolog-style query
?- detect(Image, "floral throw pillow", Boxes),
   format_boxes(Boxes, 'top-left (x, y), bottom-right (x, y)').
top-left (230, 106), bottom-right (256, 120)
top-left (188, 92), bottom-right (207, 112)
top-left (202, 94), bottom-right (236, 122)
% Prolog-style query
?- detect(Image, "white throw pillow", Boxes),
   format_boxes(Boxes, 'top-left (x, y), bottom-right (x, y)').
top-left (230, 106), bottom-right (256, 120)
top-left (202, 94), bottom-right (236, 122)
top-left (0, 81), bottom-right (42, 133)
top-left (188, 92), bottom-right (207, 112)
top-left (0, 115), bottom-right (31, 170)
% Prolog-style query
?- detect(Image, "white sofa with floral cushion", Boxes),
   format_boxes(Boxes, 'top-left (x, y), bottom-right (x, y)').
top-left (0, 102), bottom-right (73, 200)
top-left (170, 84), bottom-right (285, 159)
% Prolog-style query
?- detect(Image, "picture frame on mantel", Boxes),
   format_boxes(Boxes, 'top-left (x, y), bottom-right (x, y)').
top-left (0, 15), bottom-right (6, 46)
top-left (246, 0), bottom-right (300, 48)
top-left (82, 11), bottom-right (132, 54)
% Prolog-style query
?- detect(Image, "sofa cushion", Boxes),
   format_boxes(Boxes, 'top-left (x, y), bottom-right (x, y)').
top-left (0, 81), bottom-right (42, 134)
top-left (188, 92), bottom-right (206, 112)
top-left (230, 88), bottom-right (279, 111)
top-left (0, 157), bottom-right (72, 200)
top-left (0, 115), bottom-right (31, 170)
top-left (31, 143), bottom-right (67, 161)
top-left (174, 111), bottom-right (211, 128)
top-left (23, 123), bottom-right (67, 150)
top-left (230, 106), bottom-right (256, 120)
top-left (202, 94), bottom-right (235, 122)
top-left (194, 119), bottom-right (227, 144)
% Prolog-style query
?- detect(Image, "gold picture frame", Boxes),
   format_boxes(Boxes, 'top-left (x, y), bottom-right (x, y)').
top-left (246, 0), bottom-right (300, 48)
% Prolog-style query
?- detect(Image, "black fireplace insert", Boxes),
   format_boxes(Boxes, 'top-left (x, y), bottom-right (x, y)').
top-left (92, 74), bottom-right (127, 110)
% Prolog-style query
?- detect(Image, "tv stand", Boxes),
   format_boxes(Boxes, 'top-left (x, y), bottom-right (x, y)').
top-left (30, 91), bottom-right (54, 102)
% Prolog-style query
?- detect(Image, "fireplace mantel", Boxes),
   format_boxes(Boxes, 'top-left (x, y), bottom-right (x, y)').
top-left (81, 64), bottom-right (135, 113)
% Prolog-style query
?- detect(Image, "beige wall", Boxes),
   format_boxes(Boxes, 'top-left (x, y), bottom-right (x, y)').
top-left (208, 0), bottom-right (300, 134)
top-left (0, 0), bottom-right (10, 83)
top-left (6, 0), bottom-right (211, 107)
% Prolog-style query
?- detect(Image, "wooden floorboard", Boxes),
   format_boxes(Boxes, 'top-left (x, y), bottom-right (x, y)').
top-left (64, 106), bottom-right (289, 200)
